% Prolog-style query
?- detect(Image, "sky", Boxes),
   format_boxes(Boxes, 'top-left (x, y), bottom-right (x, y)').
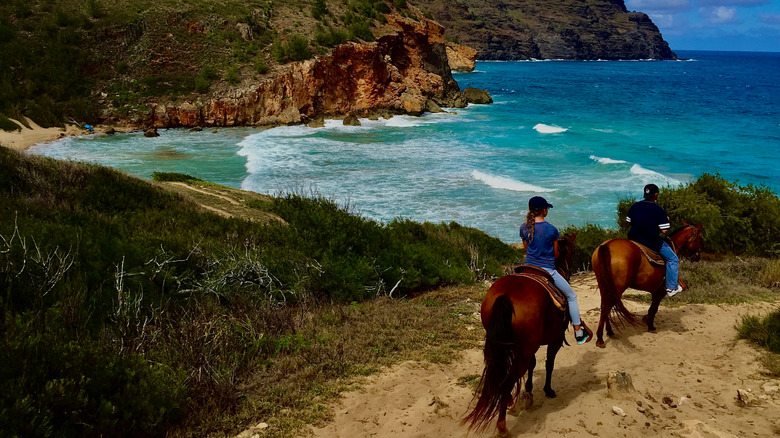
top-left (625, 0), bottom-right (780, 51)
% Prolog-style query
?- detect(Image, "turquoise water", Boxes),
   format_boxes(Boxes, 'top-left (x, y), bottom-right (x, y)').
top-left (30, 50), bottom-right (780, 243)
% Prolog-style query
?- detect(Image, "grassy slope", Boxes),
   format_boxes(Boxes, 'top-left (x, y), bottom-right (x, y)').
top-left (0, 147), bottom-right (520, 437)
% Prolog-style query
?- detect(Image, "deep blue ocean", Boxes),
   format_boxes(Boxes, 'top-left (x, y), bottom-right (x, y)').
top-left (30, 50), bottom-right (780, 243)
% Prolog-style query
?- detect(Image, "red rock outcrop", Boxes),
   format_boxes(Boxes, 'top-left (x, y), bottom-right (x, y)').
top-left (446, 42), bottom-right (477, 71)
top-left (145, 15), bottom-right (463, 128)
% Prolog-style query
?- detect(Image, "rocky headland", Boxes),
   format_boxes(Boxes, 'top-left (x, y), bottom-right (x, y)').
top-left (138, 15), bottom-right (485, 129)
top-left (412, 0), bottom-right (676, 60)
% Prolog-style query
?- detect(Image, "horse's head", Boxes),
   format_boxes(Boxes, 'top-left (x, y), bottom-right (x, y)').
top-left (670, 223), bottom-right (703, 261)
top-left (555, 231), bottom-right (578, 280)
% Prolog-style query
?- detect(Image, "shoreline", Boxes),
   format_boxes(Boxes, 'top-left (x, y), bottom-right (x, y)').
top-left (0, 118), bottom-right (135, 151)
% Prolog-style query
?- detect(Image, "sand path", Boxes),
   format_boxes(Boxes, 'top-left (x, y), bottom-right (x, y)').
top-left (310, 274), bottom-right (780, 437)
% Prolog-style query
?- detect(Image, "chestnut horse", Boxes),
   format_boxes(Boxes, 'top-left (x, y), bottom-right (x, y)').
top-left (463, 233), bottom-right (579, 434)
top-left (591, 224), bottom-right (703, 348)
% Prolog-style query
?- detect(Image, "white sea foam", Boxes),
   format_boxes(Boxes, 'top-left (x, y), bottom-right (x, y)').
top-left (533, 123), bottom-right (568, 134)
top-left (592, 128), bottom-right (614, 133)
top-left (629, 164), bottom-right (664, 176)
top-left (589, 155), bottom-right (627, 164)
top-left (471, 170), bottom-right (555, 192)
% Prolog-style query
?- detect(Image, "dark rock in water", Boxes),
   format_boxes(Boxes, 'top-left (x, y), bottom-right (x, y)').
top-left (144, 128), bottom-right (159, 137)
top-left (189, 126), bottom-right (203, 132)
top-left (425, 99), bottom-right (444, 113)
top-left (307, 115), bottom-right (326, 128)
top-left (453, 95), bottom-right (468, 108)
top-left (343, 114), bottom-right (361, 126)
top-left (462, 88), bottom-right (493, 104)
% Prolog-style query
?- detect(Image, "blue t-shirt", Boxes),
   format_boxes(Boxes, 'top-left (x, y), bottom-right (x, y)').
top-left (627, 200), bottom-right (670, 252)
top-left (519, 221), bottom-right (559, 270)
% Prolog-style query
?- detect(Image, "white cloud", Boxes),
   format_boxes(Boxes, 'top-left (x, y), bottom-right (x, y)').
top-left (699, 6), bottom-right (739, 23)
top-left (697, 0), bottom-right (767, 6)
top-left (627, 0), bottom-right (691, 12)
top-left (648, 13), bottom-right (677, 27)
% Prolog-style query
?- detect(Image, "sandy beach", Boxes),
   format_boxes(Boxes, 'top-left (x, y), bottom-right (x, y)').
top-left (303, 273), bottom-right (780, 438)
top-left (0, 117), bottom-right (132, 151)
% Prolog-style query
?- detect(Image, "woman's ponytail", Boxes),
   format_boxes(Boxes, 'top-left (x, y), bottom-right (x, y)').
top-left (525, 208), bottom-right (543, 242)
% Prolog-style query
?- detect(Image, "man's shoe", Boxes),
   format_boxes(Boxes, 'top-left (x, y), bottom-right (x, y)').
top-left (575, 329), bottom-right (590, 344)
top-left (666, 285), bottom-right (683, 297)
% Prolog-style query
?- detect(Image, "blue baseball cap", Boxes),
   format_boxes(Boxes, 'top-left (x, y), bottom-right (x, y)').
top-left (529, 196), bottom-right (553, 210)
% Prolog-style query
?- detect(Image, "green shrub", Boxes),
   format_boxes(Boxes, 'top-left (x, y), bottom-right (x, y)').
top-left (394, 0), bottom-right (407, 9)
top-left (561, 223), bottom-right (625, 272)
top-left (311, 0), bottom-right (328, 20)
top-left (254, 57), bottom-right (269, 74)
top-left (0, 313), bottom-right (185, 438)
top-left (0, 115), bottom-right (21, 131)
top-left (284, 34), bottom-right (312, 61)
top-left (347, 21), bottom-right (375, 42)
top-left (315, 26), bottom-right (349, 47)
top-left (737, 309), bottom-right (780, 354)
top-left (152, 172), bottom-right (204, 183)
top-left (224, 65), bottom-right (240, 85)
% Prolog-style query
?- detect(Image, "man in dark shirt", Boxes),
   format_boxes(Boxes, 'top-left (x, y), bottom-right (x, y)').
top-left (626, 184), bottom-right (683, 297)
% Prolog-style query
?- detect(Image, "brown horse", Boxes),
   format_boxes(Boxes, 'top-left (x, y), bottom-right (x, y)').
top-left (463, 233), bottom-right (579, 434)
top-left (591, 223), bottom-right (703, 348)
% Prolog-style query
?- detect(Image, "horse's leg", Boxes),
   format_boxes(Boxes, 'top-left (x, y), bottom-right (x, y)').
top-left (606, 316), bottom-right (615, 337)
top-left (642, 288), bottom-right (665, 332)
top-left (525, 354), bottom-right (535, 394)
top-left (543, 340), bottom-right (563, 398)
top-left (496, 398), bottom-right (508, 435)
top-left (596, 301), bottom-right (610, 348)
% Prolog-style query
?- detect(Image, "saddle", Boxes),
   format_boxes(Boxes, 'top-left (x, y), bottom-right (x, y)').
top-left (628, 240), bottom-right (666, 266)
top-left (512, 264), bottom-right (568, 312)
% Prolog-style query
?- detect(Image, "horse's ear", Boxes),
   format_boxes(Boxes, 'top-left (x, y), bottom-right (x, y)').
top-left (696, 223), bottom-right (703, 230)
top-left (682, 220), bottom-right (689, 226)
top-left (571, 231), bottom-right (578, 241)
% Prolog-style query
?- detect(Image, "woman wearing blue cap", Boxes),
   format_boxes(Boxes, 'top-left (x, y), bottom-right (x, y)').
top-left (519, 196), bottom-right (590, 344)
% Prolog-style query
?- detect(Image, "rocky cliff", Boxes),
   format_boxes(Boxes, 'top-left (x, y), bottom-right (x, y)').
top-left (411, 0), bottom-right (676, 60)
top-left (144, 15), bottom-right (475, 128)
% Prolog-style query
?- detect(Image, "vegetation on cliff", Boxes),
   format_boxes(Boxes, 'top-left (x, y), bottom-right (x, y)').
top-left (0, 0), bottom-right (421, 129)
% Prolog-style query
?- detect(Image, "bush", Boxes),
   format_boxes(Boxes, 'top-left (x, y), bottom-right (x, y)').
top-left (315, 26), bottom-right (349, 47)
top-left (254, 57), bottom-right (268, 74)
top-left (311, 0), bottom-right (328, 20)
top-left (0, 313), bottom-right (184, 438)
top-left (272, 35), bottom-right (313, 63)
top-left (738, 309), bottom-right (780, 354)
top-left (617, 174), bottom-right (780, 256)
top-left (394, 0), bottom-right (407, 9)
top-left (224, 65), bottom-right (240, 85)
top-left (561, 223), bottom-right (625, 272)
top-left (152, 172), bottom-right (203, 183)
top-left (0, 115), bottom-right (21, 131)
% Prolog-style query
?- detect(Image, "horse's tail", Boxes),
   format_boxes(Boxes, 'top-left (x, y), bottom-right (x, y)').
top-left (595, 244), bottom-right (639, 327)
top-left (462, 295), bottom-right (521, 432)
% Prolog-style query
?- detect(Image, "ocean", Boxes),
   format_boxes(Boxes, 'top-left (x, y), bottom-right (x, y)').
top-left (30, 50), bottom-right (780, 243)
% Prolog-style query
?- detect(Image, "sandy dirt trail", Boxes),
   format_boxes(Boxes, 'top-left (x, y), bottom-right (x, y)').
top-left (311, 274), bottom-right (780, 437)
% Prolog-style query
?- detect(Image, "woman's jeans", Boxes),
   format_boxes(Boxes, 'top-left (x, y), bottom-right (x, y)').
top-left (544, 268), bottom-right (581, 326)
top-left (659, 241), bottom-right (679, 290)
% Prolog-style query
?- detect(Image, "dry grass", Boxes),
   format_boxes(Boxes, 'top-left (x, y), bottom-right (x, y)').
top-left (156, 180), bottom-right (283, 224)
top-left (167, 285), bottom-right (487, 437)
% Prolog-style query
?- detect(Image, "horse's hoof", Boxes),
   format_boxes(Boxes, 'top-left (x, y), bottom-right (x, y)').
top-left (596, 339), bottom-right (606, 349)
top-left (648, 327), bottom-right (657, 333)
top-left (522, 392), bottom-right (534, 410)
top-left (497, 420), bottom-right (508, 436)
top-left (544, 388), bottom-right (557, 398)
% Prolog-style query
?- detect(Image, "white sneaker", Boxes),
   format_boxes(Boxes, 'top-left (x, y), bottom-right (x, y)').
top-left (666, 285), bottom-right (683, 297)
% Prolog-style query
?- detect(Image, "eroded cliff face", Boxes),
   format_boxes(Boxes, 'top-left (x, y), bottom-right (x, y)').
top-left (446, 42), bottom-right (478, 71)
top-left (144, 15), bottom-right (463, 128)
